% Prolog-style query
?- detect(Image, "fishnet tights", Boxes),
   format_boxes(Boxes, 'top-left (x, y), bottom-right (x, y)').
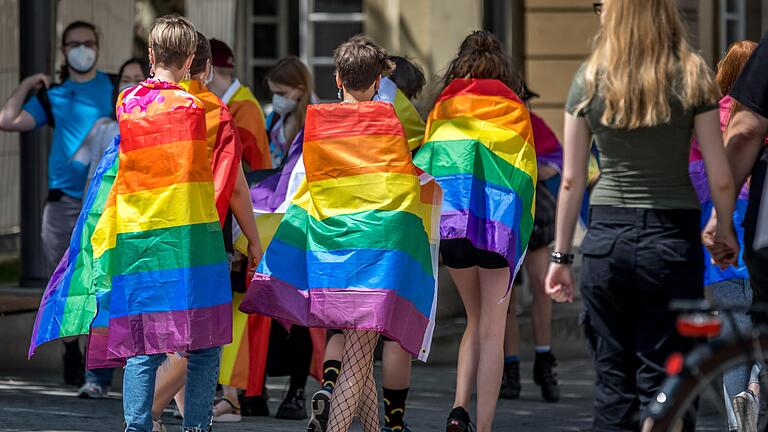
top-left (327, 330), bottom-right (380, 432)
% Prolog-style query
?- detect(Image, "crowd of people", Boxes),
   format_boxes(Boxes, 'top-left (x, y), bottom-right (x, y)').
top-left (4, 0), bottom-right (768, 431)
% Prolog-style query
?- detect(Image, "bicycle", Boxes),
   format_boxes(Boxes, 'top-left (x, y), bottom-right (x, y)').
top-left (643, 299), bottom-right (768, 431)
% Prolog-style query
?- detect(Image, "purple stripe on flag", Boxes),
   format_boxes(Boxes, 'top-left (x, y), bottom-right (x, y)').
top-left (440, 210), bottom-right (521, 270)
top-left (250, 131), bottom-right (304, 212)
top-left (101, 303), bottom-right (232, 361)
top-left (241, 276), bottom-right (429, 358)
top-left (689, 159), bottom-right (749, 204)
top-left (28, 251), bottom-right (71, 357)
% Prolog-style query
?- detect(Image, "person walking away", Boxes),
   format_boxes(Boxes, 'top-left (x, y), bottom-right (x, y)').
top-left (0, 20), bottom-right (114, 387)
top-left (207, 38), bottom-right (270, 171)
top-left (75, 57), bottom-right (150, 400)
top-left (413, 30), bottom-right (537, 432)
top-left (240, 34), bottom-right (441, 432)
top-left (691, 40), bottom-right (762, 432)
top-left (500, 85), bottom-right (562, 402)
top-left (545, 1), bottom-right (739, 431)
top-left (310, 55), bottom-right (428, 432)
top-left (706, 29), bottom-right (768, 432)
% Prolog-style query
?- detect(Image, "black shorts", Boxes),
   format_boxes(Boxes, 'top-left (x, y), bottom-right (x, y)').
top-left (528, 184), bottom-right (556, 250)
top-left (440, 238), bottom-right (508, 269)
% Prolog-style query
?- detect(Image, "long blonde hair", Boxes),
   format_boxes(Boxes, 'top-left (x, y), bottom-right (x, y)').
top-left (580, 0), bottom-right (719, 129)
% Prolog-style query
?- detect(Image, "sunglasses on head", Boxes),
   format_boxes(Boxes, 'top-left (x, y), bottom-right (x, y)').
top-left (593, 2), bottom-right (603, 15)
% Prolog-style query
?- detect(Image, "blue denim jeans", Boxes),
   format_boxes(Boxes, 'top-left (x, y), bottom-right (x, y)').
top-left (85, 368), bottom-right (114, 387)
top-left (123, 347), bottom-right (221, 432)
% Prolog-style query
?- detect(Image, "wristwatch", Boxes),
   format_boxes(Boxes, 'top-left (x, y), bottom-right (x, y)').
top-left (550, 251), bottom-right (574, 265)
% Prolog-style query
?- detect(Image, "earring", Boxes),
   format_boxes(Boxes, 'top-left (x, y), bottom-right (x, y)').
top-left (183, 69), bottom-right (191, 81)
top-left (337, 87), bottom-right (343, 100)
top-left (149, 63), bottom-right (155, 78)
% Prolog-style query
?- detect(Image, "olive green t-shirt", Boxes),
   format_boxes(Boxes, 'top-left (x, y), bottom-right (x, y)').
top-left (565, 65), bottom-right (718, 209)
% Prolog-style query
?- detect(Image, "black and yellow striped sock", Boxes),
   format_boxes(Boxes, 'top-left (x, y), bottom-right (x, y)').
top-left (383, 387), bottom-right (409, 430)
top-left (322, 360), bottom-right (342, 391)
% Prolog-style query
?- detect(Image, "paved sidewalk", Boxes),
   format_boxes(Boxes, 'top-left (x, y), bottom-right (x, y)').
top-left (0, 360), bottom-right (598, 431)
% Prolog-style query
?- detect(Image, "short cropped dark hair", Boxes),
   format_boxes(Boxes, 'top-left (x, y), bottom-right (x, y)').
top-left (333, 34), bottom-right (394, 92)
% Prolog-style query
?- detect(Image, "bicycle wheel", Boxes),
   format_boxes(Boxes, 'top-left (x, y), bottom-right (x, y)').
top-left (644, 334), bottom-right (768, 431)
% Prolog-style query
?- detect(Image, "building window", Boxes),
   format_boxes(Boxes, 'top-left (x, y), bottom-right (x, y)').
top-left (299, 0), bottom-right (364, 100)
top-left (720, 0), bottom-right (746, 52)
top-left (246, 0), bottom-right (291, 100)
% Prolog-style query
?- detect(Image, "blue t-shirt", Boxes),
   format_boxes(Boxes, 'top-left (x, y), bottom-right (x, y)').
top-left (23, 71), bottom-right (114, 199)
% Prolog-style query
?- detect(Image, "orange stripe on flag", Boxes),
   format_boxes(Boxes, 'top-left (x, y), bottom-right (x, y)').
top-left (116, 140), bottom-right (211, 194)
top-left (304, 134), bottom-right (415, 182)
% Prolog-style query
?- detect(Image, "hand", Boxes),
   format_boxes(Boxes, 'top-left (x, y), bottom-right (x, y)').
top-left (545, 263), bottom-right (575, 303)
top-left (712, 225), bottom-right (740, 269)
top-left (247, 241), bottom-right (263, 268)
top-left (22, 73), bottom-right (50, 91)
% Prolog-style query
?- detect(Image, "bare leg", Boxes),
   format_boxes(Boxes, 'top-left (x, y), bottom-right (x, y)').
top-left (326, 330), bottom-right (379, 432)
top-left (525, 247), bottom-right (552, 348)
top-left (151, 355), bottom-right (187, 421)
top-left (503, 285), bottom-right (520, 357)
top-left (475, 267), bottom-right (512, 432)
top-left (326, 333), bottom-right (345, 362)
top-left (382, 341), bottom-right (412, 390)
top-left (448, 266), bottom-right (481, 410)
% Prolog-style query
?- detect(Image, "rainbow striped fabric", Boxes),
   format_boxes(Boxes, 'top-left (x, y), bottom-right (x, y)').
top-left (30, 80), bottom-right (232, 364)
top-left (240, 101), bottom-right (442, 361)
top-left (413, 78), bottom-right (537, 277)
top-left (30, 136), bottom-right (120, 358)
top-left (377, 77), bottom-right (425, 151)
top-left (222, 79), bottom-right (271, 170)
top-left (690, 95), bottom-right (750, 285)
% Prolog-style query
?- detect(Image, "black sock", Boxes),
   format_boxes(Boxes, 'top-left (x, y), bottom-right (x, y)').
top-left (322, 360), bottom-right (341, 391)
top-left (383, 387), bottom-right (409, 429)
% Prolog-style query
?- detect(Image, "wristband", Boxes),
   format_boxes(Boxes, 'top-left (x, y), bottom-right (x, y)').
top-left (550, 251), bottom-right (574, 265)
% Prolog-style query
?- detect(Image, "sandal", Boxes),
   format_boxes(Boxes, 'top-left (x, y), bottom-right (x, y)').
top-left (152, 419), bottom-right (167, 432)
top-left (213, 396), bottom-right (242, 423)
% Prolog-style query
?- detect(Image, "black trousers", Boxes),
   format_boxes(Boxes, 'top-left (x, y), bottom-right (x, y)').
top-left (580, 206), bottom-right (703, 432)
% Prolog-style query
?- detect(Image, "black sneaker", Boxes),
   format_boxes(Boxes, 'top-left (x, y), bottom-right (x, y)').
top-left (308, 388), bottom-right (331, 432)
top-left (533, 351), bottom-right (560, 402)
top-left (446, 406), bottom-right (473, 432)
top-left (277, 388), bottom-right (307, 420)
top-left (63, 341), bottom-right (84, 386)
top-left (500, 361), bottom-right (521, 399)
top-left (239, 394), bottom-right (270, 417)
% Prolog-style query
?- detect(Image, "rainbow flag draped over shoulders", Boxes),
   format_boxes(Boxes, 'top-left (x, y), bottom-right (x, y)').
top-left (241, 101), bottom-right (442, 361)
top-left (29, 136), bottom-right (120, 357)
top-left (414, 78), bottom-right (537, 277)
top-left (377, 77), bottom-right (425, 151)
top-left (223, 79), bottom-right (270, 170)
top-left (31, 80), bottom-right (233, 364)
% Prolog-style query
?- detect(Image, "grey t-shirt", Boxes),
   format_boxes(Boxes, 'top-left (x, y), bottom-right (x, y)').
top-left (566, 65), bottom-right (718, 209)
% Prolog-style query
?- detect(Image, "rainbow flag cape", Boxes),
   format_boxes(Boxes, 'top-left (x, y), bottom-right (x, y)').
top-left (530, 112), bottom-right (562, 172)
top-left (182, 80), bottom-right (242, 225)
top-left (222, 79), bottom-right (271, 170)
top-left (31, 80), bottom-right (232, 364)
top-left (29, 136), bottom-right (120, 357)
top-left (414, 78), bottom-right (537, 277)
top-left (690, 95), bottom-right (750, 285)
top-left (240, 101), bottom-right (442, 361)
top-left (377, 77), bottom-right (425, 151)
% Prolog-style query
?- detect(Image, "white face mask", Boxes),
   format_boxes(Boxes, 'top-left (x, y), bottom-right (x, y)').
top-left (119, 81), bottom-right (138, 93)
top-left (66, 46), bottom-right (97, 73)
top-left (272, 94), bottom-right (298, 115)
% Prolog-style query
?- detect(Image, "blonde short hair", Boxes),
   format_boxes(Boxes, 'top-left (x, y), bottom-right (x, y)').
top-left (148, 14), bottom-right (197, 69)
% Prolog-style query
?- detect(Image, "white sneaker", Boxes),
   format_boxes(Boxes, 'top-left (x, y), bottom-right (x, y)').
top-left (733, 390), bottom-right (759, 432)
top-left (77, 382), bottom-right (109, 399)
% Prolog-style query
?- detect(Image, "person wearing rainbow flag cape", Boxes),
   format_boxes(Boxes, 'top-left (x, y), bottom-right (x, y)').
top-left (28, 16), bottom-right (233, 432)
top-left (240, 35), bottom-right (442, 432)
top-left (413, 31), bottom-right (537, 432)
top-left (146, 33), bottom-right (263, 430)
top-left (207, 38), bottom-right (271, 171)
top-left (309, 55), bottom-right (428, 432)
